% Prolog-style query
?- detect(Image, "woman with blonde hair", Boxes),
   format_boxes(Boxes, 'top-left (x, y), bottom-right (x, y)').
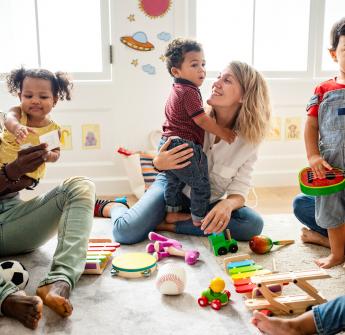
top-left (99, 61), bottom-right (271, 243)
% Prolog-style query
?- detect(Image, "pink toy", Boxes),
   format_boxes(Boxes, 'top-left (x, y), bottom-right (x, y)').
top-left (146, 232), bottom-right (199, 265)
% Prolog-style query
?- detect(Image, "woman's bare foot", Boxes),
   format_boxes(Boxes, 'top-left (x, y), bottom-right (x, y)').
top-left (36, 281), bottom-right (72, 317)
top-left (165, 212), bottom-right (191, 224)
top-left (314, 253), bottom-right (345, 269)
top-left (251, 311), bottom-right (310, 335)
top-left (2, 291), bottom-right (43, 329)
top-left (300, 228), bottom-right (330, 248)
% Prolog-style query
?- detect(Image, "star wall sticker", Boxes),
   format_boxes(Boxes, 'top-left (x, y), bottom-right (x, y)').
top-left (127, 14), bottom-right (135, 22)
top-left (159, 55), bottom-right (166, 62)
top-left (131, 59), bottom-right (139, 67)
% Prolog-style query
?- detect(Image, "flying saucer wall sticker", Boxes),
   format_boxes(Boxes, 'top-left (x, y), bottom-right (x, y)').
top-left (120, 31), bottom-right (155, 51)
top-left (139, 0), bottom-right (172, 19)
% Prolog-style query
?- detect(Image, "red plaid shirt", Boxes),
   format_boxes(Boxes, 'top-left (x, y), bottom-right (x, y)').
top-left (162, 78), bottom-right (205, 145)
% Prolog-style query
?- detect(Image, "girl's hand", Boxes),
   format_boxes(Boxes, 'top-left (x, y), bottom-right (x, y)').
top-left (153, 137), bottom-right (194, 171)
top-left (201, 200), bottom-right (232, 234)
top-left (308, 154), bottom-right (332, 179)
top-left (14, 125), bottom-right (37, 143)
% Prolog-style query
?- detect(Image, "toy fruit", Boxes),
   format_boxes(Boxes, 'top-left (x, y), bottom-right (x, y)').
top-left (249, 235), bottom-right (294, 254)
top-left (198, 277), bottom-right (230, 310)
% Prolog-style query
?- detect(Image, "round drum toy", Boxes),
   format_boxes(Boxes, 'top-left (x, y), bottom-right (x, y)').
top-left (111, 252), bottom-right (157, 278)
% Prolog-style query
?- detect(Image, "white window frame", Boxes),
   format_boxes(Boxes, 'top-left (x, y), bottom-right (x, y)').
top-left (0, 0), bottom-right (112, 81)
top-left (186, 0), bottom-right (337, 80)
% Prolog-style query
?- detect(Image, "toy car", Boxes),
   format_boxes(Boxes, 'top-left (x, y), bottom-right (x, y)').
top-left (198, 277), bottom-right (231, 311)
top-left (208, 229), bottom-right (238, 256)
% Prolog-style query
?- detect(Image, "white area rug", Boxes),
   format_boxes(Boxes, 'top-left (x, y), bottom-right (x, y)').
top-left (1, 214), bottom-right (344, 335)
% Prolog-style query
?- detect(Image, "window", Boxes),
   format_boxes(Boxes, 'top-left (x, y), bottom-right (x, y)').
top-left (0, 0), bottom-right (111, 80)
top-left (192, 0), bottom-right (345, 78)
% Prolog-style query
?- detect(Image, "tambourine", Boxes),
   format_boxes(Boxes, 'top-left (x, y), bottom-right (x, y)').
top-left (111, 252), bottom-right (157, 278)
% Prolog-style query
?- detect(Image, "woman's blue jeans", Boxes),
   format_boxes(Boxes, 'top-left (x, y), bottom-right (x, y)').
top-left (292, 193), bottom-right (328, 237)
top-left (313, 295), bottom-right (345, 335)
top-left (111, 173), bottom-right (264, 244)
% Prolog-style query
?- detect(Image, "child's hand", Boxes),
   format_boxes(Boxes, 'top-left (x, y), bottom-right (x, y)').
top-left (14, 125), bottom-right (36, 143)
top-left (308, 154), bottom-right (332, 179)
top-left (221, 128), bottom-right (237, 144)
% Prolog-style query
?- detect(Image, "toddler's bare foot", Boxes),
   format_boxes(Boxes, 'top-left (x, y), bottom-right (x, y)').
top-left (2, 291), bottom-right (43, 329)
top-left (165, 212), bottom-right (191, 224)
top-left (251, 311), bottom-right (303, 335)
top-left (314, 254), bottom-right (344, 269)
top-left (36, 280), bottom-right (72, 317)
top-left (300, 228), bottom-right (330, 248)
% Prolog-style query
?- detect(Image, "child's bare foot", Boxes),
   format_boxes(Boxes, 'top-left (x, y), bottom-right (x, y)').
top-left (2, 291), bottom-right (43, 329)
top-left (165, 212), bottom-right (191, 224)
top-left (36, 280), bottom-right (72, 317)
top-left (300, 228), bottom-right (330, 248)
top-left (251, 311), bottom-right (303, 335)
top-left (314, 253), bottom-right (344, 269)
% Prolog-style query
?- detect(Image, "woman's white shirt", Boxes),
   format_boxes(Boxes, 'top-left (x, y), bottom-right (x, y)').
top-left (182, 132), bottom-right (258, 203)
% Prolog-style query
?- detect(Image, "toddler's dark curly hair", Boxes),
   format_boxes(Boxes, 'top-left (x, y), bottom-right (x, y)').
top-left (6, 67), bottom-right (73, 101)
top-left (164, 38), bottom-right (203, 77)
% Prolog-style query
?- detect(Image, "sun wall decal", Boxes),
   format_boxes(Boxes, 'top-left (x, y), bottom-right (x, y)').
top-left (139, 0), bottom-right (172, 19)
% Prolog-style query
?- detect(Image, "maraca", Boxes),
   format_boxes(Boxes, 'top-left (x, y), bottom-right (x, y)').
top-left (249, 235), bottom-right (294, 254)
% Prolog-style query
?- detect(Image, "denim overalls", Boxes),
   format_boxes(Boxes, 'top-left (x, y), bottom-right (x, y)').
top-left (311, 88), bottom-right (345, 228)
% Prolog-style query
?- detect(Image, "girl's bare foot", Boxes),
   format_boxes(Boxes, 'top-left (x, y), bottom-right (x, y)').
top-left (315, 253), bottom-right (345, 269)
top-left (36, 280), bottom-right (72, 317)
top-left (300, 228), bottom-right (330, 248)
top-left (251, 311), bottom-right (309, 335)
top-left (165, 212), bottom-right (191, 224)
top-left (2, 291), bottom-right (43, 329)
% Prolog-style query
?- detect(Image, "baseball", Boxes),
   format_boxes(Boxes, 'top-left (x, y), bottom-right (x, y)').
top-left (156, 263), bottom-right (186, 295)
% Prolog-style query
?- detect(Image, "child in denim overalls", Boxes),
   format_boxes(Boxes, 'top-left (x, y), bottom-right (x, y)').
top-left (305, 17), bottom-right (345, 269)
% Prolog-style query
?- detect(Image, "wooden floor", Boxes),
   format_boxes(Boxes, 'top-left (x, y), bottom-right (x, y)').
top-left (105, 186), bottom-right (300, 215)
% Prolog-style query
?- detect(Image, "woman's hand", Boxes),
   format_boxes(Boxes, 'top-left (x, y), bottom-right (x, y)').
top-left (7, 143), bottom-right (48, 180)
top-left (201, 199), bottom-right (233, 234)
top-left (153, 137), bottom-right (194, 171)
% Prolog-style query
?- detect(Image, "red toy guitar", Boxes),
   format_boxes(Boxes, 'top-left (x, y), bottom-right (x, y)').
top-left (299, 167), bottom-right (345, 196)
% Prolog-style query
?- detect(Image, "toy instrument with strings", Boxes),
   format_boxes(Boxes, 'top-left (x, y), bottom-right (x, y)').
top-left (299, 167), bottom-right (345, 196)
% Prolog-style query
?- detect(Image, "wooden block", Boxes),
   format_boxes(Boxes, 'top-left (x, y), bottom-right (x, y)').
top-left (231, 269), bottom-right (272, 280)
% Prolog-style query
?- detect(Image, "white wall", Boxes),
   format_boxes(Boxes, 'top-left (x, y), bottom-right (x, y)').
top-left (0, 1), bottom-right (322, 198)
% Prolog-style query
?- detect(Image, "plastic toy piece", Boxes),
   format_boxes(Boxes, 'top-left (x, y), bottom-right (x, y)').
top-left (245, 269), bottom-right (331, 315)
top-left (198, 277), bottom-right (231, 311)
top-left (299, 167), bottom-right (345, 196)
top-left (146, 232), bottom-right (199, 265)
top-left (208, 229), bottom-right (238, 256)
top-left (249, 235), bottom-right (294, 254)
top-left (83, 239), bottom-right (120, 275)
top-left (117, 147), bottom-right (134, 156)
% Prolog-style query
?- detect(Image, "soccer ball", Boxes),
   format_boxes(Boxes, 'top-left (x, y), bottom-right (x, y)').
top-left (0, 260), bottom-right (29, 290)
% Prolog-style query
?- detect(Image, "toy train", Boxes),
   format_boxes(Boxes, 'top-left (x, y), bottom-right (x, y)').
top-left (208, 229), bottom-right (238, 256)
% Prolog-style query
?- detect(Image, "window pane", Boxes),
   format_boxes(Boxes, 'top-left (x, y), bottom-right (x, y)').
top-left (37, 0), bottom-right (103, 72)
top-left (254, 0), bottom-right (310, 71)
top-left (0, 0), bottom-right (38, 72)
top-left (196, 0), bottom-right (253, 71)
top-left (321, 0), bottom-right (345, 71)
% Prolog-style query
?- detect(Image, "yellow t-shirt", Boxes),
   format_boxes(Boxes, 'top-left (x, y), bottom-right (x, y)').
top-left (0, 112), bottom-right (60, 180)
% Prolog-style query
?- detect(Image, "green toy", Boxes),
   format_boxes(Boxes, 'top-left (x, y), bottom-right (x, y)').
top-left (198, 277), bottom-right (231, 310)
top-left (208, 229), bottom-right (238, 256)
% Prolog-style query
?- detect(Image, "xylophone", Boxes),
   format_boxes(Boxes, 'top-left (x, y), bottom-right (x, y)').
top-left (223, 254), bottom-right (279, 298)
top-left (224, 254), bottom-right (331, 315)
top-left (83, 239), bottom-right (120, 275)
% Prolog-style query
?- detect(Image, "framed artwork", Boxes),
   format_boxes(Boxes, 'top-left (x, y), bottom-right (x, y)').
top-left (60, 126), bottom-right (72, 150)
top-left (82, 124), bottom-right (100, 150)
top-left (266, 116), bottom-right (282, 141)
top-left (285, 117), bottom-right (302, 141)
